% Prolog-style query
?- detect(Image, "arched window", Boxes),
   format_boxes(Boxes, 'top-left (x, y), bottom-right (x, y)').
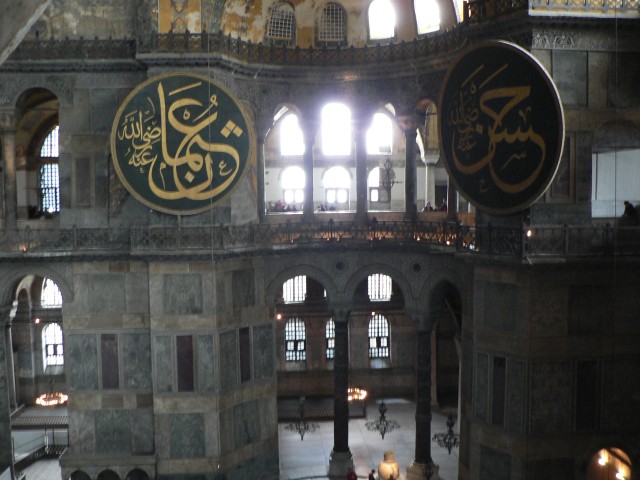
top-left (323, 166), bottom-right (351, 207)
top-left (285, 318), bottom-right (306, 361)
top-left (368, 314), bottom-right (389, 358)
top-left (321, 103), bottom-right (351, 156)
top-left (414, 0), bottom-right (440, 34)
top-left (280, 113), bottom-right (305, 156)
top-left (326, 319), bottom-right (335, 359)
top-left (39, 125), bottom-right (60, 214)
top-left (266, 2), bottom-right (296, 44)
top-left (366, 113), bottom-right (393, 155)
top-left (368, 273), bottom-right (392, 301)
top-left (41, 278), bottom-right (62, 308)
top-left (281, 166), bottom-right (305, 205)
top-left (368, 167), bottom-right (382, 203)
top-left (369, 0), bottom-right (395, 40)
top-left (43, 322), bottom-right (64, 369)
top-left (283, 275), bottom-right (306, 303)
top-left (318, 2), bottom-right (347, 44)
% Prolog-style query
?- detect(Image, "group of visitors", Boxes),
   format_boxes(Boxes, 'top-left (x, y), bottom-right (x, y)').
top-left (423, 199), bottom-right (447, 212)
top-left (346, 468), bottom-right (392, 480)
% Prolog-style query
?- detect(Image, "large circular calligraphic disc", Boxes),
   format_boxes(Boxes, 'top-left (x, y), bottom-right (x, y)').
top-left (439, 41), bottom-right (564, 215)
top-left (111, 72), bottom-right (254, 215)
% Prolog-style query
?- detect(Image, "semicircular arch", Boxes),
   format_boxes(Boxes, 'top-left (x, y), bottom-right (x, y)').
top-left (265, 263), bottom-right (338, 305)
top-left (0, 265), bottom-right (73, 308)
top-left (344, 262), bottom-right (412, 306)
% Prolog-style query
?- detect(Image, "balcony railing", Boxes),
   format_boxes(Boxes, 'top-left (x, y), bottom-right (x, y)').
top-left (2, 221), bottom-right (639, 259)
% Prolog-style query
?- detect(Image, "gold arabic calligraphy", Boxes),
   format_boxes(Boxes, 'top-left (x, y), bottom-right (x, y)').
top-left (447, 63), bottom-right (547, 195)
top-left (116, 80), bottom-right (242, 201)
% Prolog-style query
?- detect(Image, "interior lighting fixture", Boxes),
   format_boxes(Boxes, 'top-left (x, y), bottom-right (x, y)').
top-left (365, 400), bottom-right (400, 439)
top-left (347, 387), bottom-right (368, 402)
top-left (285, 395), bottom-right (319, 441)
top-left (433, 415), bottom-right (460, 454)
top-left (35, 391), bottom-right (68, 407)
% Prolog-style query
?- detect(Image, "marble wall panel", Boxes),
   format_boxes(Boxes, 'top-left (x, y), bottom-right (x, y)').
top-left (122, 333), bottom-right (152, 390)
top-left (170, 414), bottom-right (205, 458)
top-left (232, 269), bottom-right (255, 310)
top-left (233, 400), bottom-right (261, 449)
top-left (609, 53), bottom-right (640, 108)
top-left (154, 335), bottom-right (174, 393)
top-left (126, 272), bottom-right (150, 314)
top-left (480, 445), bottom-right (511, 480)
top-left (219, 407), bottom-right (235, 455)
top-left (474, 353), bottom-right (489, 422)
top-left (569, 285), bottom-right (608, 334)
top-left (219, 330), bottom-right (238, 390)
top-left (88, 274), bottom-right (126, 314)
top-left (530, 286), bottom-right (567, 337)
top-left (484, 282), bottom-right (517, 331)
top-left (69, 410), bottom-right (96, 454)
top-left (553, 50), bottom-right (587, 107)
top-left (163, 274), bottom-right (203, 315)
top-left (529, 361), bottom-right (572, 434)
top-left (506, 359), bottom-right (525, 434)
top-left (252, 324), bottom-right (273, 380)
top-left (131, 408), bottom-right (154, 455)
top-left (95, 409), bottom-right (131, 454)
top-left (67, 334), bottom-right (99, 390)
top-left (89, 89), bottom-right (119, 135)
top-left (601, 357), bottom-right (640, 431)
top-left (197, 335), bottom-right (216, 392)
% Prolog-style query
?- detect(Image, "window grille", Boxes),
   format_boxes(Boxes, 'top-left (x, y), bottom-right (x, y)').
top-left (42, 278), bottom-right (63, 308)
top-left (368, 273), bottom-right (392, 301)
top-left (283, 275), bottom-right (307, 303)
top-left (43, 323), bottom-right (64, 368)
top-left (368, 314), bottom-right (389, 358)
top-left (285, 318), bottom-right (306, 361)
top-left (39, 164), bottom-right (60, 213)
top-left (40, 126), bottom-right (59, 157)
top-left (267, 3), bottom-right (295, 42)
top-left (319, 3), bottom-right (346, 43)
top-left (326, 319), bottom-right (336, 359)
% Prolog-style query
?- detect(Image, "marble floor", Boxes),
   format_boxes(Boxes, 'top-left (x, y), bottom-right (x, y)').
top-left (16, 399), bottom-right (459, 480)
top-left (279, 398), bottom-right (460, 480)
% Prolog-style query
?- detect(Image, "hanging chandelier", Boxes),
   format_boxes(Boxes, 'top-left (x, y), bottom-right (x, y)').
top-left (35, 391), bottom-right (68, 407)
top-left (285, 396), bottom-right (319, 441)
top-left (365, 400), bottom-right (400, 439)
top-left (433, 415), bottom-right (460, 454)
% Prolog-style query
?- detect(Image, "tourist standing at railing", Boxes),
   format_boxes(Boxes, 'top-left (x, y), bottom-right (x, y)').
top-left (621, 200), bottom-right (639, 226)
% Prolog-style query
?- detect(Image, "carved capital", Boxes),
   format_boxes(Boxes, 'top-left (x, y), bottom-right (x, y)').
top-left (0, 109), bottom-right (16, 131)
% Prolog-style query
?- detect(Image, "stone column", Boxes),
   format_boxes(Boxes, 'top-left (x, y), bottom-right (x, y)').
top-left (399, 115), bottom-right (418, 220)
top-left (353, 115), bottom-right (369, 224)
top-left (300, 117), bottom-right (318, 221)
top-left (0, 110), bottom-right (17, 230)
top-left (425, 162), bottom-right (437, 209)
top-left (11, 297), bottom-right (34, 407)
top-left (256, 122), bottom-right (268, 223)
top-left (328, 305), bottom-right (354, 477)
top-left (447, 178), bottom-right (457, 222)
top-left (4, 321), bottom-right (16, 410)
top-left (406, 313), bottom-right (439, 480)
top-left (0, 306), bottom-right (15, 477)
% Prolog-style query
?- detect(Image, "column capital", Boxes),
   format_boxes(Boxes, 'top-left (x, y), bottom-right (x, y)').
top-left (0, 109), bottom-right (16, 132)
top-left (329, 302), bottom-right (352, 323)
top-left (397, 112), bottom-right (420, 134)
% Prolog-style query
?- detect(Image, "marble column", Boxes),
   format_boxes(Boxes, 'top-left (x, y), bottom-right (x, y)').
top-left (256, 122), bottom-right (268, 223)
top-left (353, 115), bottom-right (369, 224)
top-left (4, 321), bottom-right (16, 410)
top-left (328, 305), bottom-right (354, 477)
top-left (446, 178), bottom-right (457, 222)
top-left (0, 306), bottom-right (15, 477)
top-left (407, 313), bottom-right (439, 480)
top-left (0, 111), bottom-right (17, 230)
top-left (300, 117), bottom-right (318, 221)
top-left (425, 162), bottom-right (437, 209)
top-left (397, 114), bottom-right (418, 220)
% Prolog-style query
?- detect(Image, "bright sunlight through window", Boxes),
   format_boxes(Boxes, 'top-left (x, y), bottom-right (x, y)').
top-left (322, 103), bottom-right (351, 156)
top-left (369, 0), bottom-right (396, 40)
top-left (280, 113), bottom-right (305, 156)
top-left (366, 113), bottom-right (393, 154)
top-left (414, 0), bottom-right (441, 34)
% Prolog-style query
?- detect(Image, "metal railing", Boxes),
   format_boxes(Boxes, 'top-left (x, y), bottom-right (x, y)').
top-left (2, 221), bottom-right (639, 259)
